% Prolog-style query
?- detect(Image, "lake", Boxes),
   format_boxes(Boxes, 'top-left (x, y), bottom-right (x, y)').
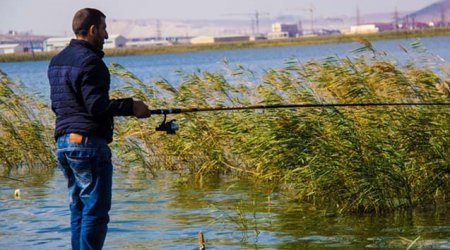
top-left (0, 37), bottom-right (449, 249)
top-left (0, 36), bottom-right (449, 101)
top-left (1, 170), bottom-right (449, 249)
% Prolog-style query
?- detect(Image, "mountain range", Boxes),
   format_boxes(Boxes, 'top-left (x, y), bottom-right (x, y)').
top-left (404, 0), bottom-right (450, 24)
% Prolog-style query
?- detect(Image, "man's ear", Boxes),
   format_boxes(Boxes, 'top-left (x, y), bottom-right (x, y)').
top-left (88, 25), bottom-right (96, 36)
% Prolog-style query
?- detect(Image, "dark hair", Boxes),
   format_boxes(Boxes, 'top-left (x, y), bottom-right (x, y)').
top-left (72, 8), bottom-right (106, 36)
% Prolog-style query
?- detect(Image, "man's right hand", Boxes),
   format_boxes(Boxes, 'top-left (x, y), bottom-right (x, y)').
top-left (132, 101), bottom-right (151, 118)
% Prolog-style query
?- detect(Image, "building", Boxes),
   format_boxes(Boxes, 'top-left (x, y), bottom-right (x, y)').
top-left (215, 36), bottom-right (250, 43)
top-left (44, 37), bottom-right (73, 51)
top-left (399, 21), bottom-right (430, 30)
top-left (267, 32), bottom-right (290, 39)
top-left (348, 24), bottom-right (379, 34)
top-left (190, 36), bottom-right (215, 44)
top-left (0, 43), bottom-right (24, 54)
top-left (272, 23), bottom-right (299, 37)
top-left (125, 38), bottom-right (171, 47)
top-left (103, 34), bottom-right (127, 49)
top-left (0, 33), bottom-right (48, 52)
top-left (44, 34), bottom-right (127, 51)
top-left (190, 35), bottom-right (250, 44)
top-left (372, 23), bottom-right (395, 32)
top-left (268, 23), bottom-right (299, 39)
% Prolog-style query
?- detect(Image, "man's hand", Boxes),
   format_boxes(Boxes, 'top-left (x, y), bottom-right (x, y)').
top-left (132, 101), bottom-right (151, 118)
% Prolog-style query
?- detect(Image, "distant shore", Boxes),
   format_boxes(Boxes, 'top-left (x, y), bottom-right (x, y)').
top-left (1, 28), bottom-right (449, 63)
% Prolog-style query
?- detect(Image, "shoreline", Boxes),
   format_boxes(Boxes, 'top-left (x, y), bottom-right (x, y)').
top-left (1, 28), bottom-right (449, 63)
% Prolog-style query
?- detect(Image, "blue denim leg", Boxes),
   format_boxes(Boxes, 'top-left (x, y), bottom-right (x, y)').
top-left (57, 134), bottom-right (112, 250)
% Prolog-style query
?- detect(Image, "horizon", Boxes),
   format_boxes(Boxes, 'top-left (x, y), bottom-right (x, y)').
top-left (0, 0), bottom-right (442, 36)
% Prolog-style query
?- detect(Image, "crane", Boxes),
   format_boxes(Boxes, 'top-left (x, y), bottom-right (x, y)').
top-left (223, 10), bottom-right (270, 36)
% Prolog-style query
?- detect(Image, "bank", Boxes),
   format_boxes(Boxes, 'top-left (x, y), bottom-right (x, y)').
top-left (1, 28), bottom-right (450, 63)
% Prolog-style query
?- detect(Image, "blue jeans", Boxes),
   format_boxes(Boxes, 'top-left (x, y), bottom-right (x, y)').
top-left (57, 133), bottom-right (112, 250)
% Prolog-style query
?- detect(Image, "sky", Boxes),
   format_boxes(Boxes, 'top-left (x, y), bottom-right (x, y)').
top-left (0, 0), bottom-right (440, 36)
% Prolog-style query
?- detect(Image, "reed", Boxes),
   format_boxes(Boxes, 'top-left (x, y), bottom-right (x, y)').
top-left (110, 39), bottom-right (449, 213)
top-left (0, 70), bottom-right (55, 174)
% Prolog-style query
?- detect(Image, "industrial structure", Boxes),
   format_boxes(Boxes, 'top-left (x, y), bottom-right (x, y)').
top-left (0, 44), bottom-right (24, 54)
top-left (44, 34), bottom-right (126, 51)
top-left (268, 23), bottom-right (300, 39)
top-left (103, 34), bottom-right (127, 49)
top-left (43, 37), bottom-right (73, 51)
top-left (0, 32), bottom-right (47, 53)
top-left (190, 35), bottom-right (250, 44)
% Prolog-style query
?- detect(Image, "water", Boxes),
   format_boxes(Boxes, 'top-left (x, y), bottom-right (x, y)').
top-left (0, 36), bottom-right (449, 101)
top-left (1, 37), bottom-right (449, 249)
top-left (0, 171), bottom-right (449, 249)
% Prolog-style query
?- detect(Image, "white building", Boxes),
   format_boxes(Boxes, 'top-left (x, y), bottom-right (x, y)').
top-left (190, 35), bottom-right (249, 44)
top-left (44, 37), bottom-right (73, 51)
top-left (348, 24), bottom-right (379, 34)
top-left (0, 43), bottom-right (24, 54)
top-left (267, 32), bottom-right (289, 40)
top-left (103, 34), bottom-right (126, 49)
top-left (125, 39), bottom-right (171, 47)
top-left (190, 36), bottom-right (215, 44)
top-left (44, 34), bottom-right (126, 51)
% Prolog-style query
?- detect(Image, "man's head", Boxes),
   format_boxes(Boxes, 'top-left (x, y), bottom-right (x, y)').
top-left (72, 8), bottom-right (108, 50)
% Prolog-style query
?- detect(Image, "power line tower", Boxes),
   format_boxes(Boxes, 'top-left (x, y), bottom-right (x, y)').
top-left (356, 6), bottom-right (361, 25)
top-left (304, 4), bottom-right (315, 34)
top-left (297, 19), bottom-right (303, 36)
top-left (290, 4), bottom-right (316, 34)
top-left (156, 19), bottom-right (162, 40)
top-left (441, 5), bottom-right (447, 27)
top-left (253, 10), bottom-right (270, 35)
top-left (393, 7), bottom-right (399, 30)
top-left (223, 10), bottom-right (269, 36)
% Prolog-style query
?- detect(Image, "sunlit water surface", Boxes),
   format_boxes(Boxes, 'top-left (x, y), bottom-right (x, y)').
top-left (0, 170), bottom-right (449, 249)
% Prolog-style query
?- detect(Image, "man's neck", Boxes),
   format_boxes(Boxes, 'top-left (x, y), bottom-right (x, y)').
top-left (76, 36), bottom-right (94, 46)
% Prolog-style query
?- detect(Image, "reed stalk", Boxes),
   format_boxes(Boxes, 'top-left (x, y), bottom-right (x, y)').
top-left (110, 39), bottom-right (449, 213)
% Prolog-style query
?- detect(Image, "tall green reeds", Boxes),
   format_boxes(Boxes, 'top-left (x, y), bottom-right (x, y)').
top-left (110, 39), bottom-right (449, 213)
top-left (1, 38), bottom-right (447, 213)
top-left (0, 70), bottom-right (55, 174)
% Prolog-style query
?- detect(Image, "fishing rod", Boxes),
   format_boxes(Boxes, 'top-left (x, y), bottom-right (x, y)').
top-left (150, 102), bottom-right (450, 134)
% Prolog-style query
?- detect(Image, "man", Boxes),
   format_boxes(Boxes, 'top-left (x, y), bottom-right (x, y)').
top-left (48, 8), bottom-right (151, 249)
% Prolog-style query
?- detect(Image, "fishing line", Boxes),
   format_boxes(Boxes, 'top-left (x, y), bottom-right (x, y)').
top-left (149, 102), bottom-right (450, 115)
top-left (149, 102), bottom-right (450, 134)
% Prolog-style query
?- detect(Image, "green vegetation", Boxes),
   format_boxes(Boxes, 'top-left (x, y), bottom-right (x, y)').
top-left (1, 28), bottom-right (449, 63)
top-left (110, 39), bottom-right (449, 213)
top-left (0, 51), bottom-right (55, 63)
top-left (0, 70), bottom-right (55, 175)
top-left (0, 39), bottom-right (449, 214)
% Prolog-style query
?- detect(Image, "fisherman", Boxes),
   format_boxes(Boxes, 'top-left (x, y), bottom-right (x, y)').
top-left (48, 8), bottom-right (151, 249)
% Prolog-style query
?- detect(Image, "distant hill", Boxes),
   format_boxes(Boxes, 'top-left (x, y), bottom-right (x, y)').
top-left (403, 0), bottom-right (450, 25)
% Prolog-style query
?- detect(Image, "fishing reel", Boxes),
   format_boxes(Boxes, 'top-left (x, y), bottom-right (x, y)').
top-left (155, 114), bottom-right (179, 134)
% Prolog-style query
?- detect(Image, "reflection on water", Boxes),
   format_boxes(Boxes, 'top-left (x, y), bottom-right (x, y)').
top-left (0, 170), bottom-right (449, 249)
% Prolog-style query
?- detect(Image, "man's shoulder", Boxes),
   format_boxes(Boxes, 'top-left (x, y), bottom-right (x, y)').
top-left (50, 42), bottom-right (99, 67)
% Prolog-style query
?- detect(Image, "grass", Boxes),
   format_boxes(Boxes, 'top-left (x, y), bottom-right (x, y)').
top-left (0, 38), bottom-right (448, 214)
